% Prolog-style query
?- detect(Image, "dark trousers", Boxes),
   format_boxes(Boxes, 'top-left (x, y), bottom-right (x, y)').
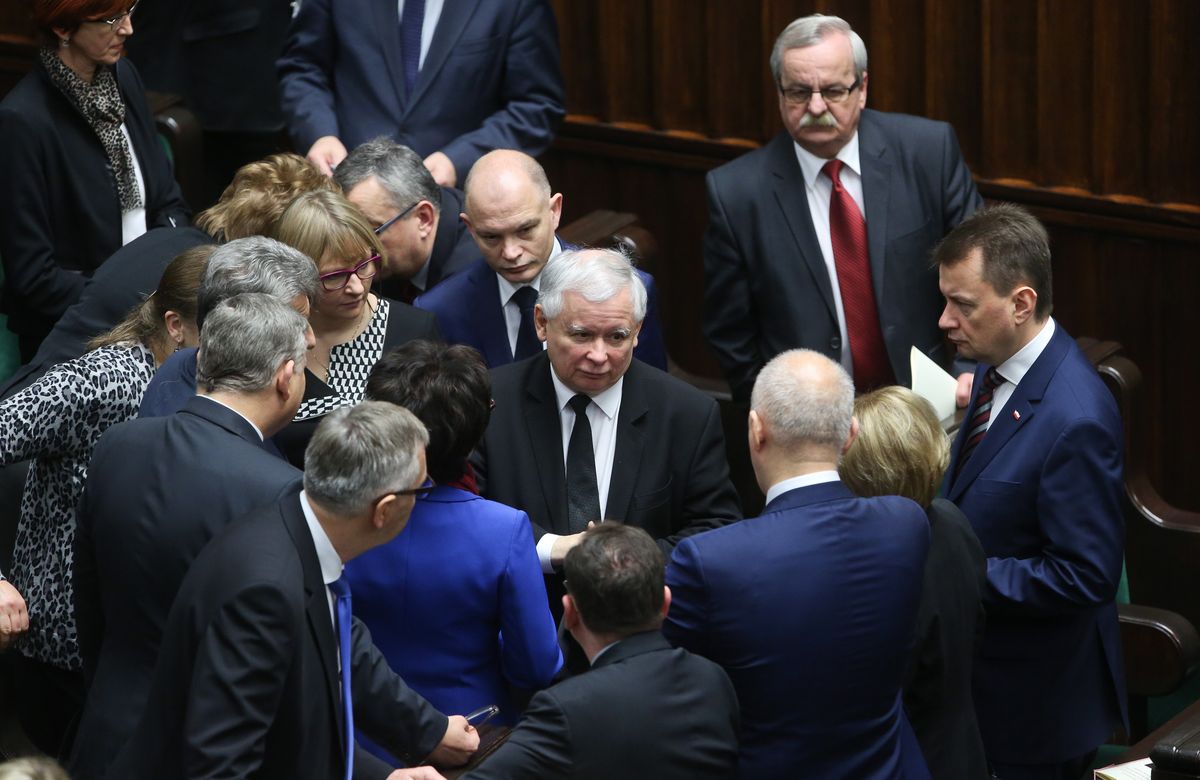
top-left (990, 750), bottom-right (1097, 780)
top-left (8, 654), bottom-right (84, 759)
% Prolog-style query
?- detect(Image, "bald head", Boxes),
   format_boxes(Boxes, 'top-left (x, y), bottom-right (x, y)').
top-left (461, 150), bottom-right (563, 284)
top-left (751, 349), bottom-right (855, 455)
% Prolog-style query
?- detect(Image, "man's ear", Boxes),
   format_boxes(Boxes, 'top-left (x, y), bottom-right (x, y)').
top-left (275, 359), bottom-right (297, 398)
top-left (842, 416), bottom-right (860, 456)
top-left (459, 211), bottom-right (473, 236)
top-left (548, 192), bottom-right (563, 232)
top-left (415, 201), bottom-right (437, 237)
top-left (1011, 286), bottom-right (1038, 326)
top-left (562, 594), bottom-right (580, 632)
top-left (748, 409), bottom-right (767, 454)
top-left (534, 303), bottom-right (549, 342)
top-left (661, 585), bottom-right (672, 620)
top-left (370, 493), bottom-right (395, 531)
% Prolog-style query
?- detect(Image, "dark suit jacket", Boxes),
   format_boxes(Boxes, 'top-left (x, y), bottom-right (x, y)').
top-left (0, 58), bottom-right (191, 358)
top-left (0, 227), bottom-right (211, 400)
top-left (106, 489), bottom-right (448, 780)
top-left (664, 480), bottom-right (931, 780)
top-left (942, 323), bottom-right (1127, 764)
top-left (903, 499), bottom-right (988, 780)
top-left (377, 186), bottom-right (478, 301)
top-left (278, 0), bottom-right (564, 177)
top-left (415, 256), bottom-right (669, 371)
top-left (703, 111), bottom-right (982, 400)
top-left (466, 631), bottom-right (739, 780)
top-left (71, 396), bottom-right (302, 780)
top-left (475, 353), bottom-right (740, 553)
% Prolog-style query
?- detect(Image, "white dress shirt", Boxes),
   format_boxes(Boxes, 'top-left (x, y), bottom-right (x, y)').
top-left (495, 238), bottom-right (563, 358)
top-left (534, 366), bottom-right (624, 572)
top-left (792, 134), bottom-right (866, 377)
top-left (764, 470), bottom-right (841, 506)
top-left (300, 491), bottom-right (346, 675)
top-left (987, 318), bottom-right (1056, 432)
top-left (397, 0), bottom-right (445, 70)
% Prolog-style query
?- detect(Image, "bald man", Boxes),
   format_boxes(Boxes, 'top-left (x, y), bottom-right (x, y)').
top-left (414, 150), bottom-right (667, 369)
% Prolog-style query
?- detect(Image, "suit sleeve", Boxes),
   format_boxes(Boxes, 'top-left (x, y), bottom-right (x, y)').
top-left (985, 416), bottom-right (1125, 616)
top-left (463, 690), bottom-right (572, 780)
top-left (632, 273), bottom-right (668, 371)
top-left (498, 513), bottom-right (563, 689)
top-left (701, 170), bottom-right (763, 403)
top-left (349, 616), bottom-right (450, 765)
top-left (438, 0), bottom-right (565, 176)
top-left (183, 582), bottom-right (301, 779)
top-left (662, 400), bottom-right (741, 552)
top-left (938, 121), bottom-right (983, 232)
top-left (662, 537), bottom-right (712, 659)
top-left (277, 0), bottom-right (340, 151)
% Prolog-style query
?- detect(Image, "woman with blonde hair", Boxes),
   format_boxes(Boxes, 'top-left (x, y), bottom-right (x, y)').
top-left (272, 189), bottom-right (440, 466)
top-left (840, 385), bottom-right (989, 780)
top-left (0, 244), bottom-right (211, 756)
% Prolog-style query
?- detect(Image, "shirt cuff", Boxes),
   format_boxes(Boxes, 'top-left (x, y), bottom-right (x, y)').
top-left (536, 533), bottom-right (561, 574)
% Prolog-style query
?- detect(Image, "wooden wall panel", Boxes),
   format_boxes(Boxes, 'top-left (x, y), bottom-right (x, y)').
top-left (1091, 0), bottom-right (1150, 197)
top-left (1037, 1), bottom-right (1092, 190)
top-left (923, 0), bottom-right (982, 167)
top-left (981, 0), bottom-right (1039, 182)
top-left (1148, 1), bottom-right (1200, 206)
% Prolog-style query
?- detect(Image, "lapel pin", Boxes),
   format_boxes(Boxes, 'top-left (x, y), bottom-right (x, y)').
top-left (1012, 410), bottom-right (1021, 421)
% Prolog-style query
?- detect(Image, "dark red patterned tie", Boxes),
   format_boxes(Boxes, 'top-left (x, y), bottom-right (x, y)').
top-left (956, 367), bottom-right (1005, 477)
top-left (822, 160), bottom-right (893, 391)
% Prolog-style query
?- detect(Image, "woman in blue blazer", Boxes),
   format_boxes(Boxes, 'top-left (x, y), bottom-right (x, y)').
top-left (346, 340), bottom-right (562, 763)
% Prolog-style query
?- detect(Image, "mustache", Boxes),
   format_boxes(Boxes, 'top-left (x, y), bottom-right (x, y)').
top-left (798, 112), bottom-right (838, 129)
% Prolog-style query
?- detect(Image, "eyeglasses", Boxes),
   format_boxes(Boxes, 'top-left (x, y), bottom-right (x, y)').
top-left (386, 478), bottom-right (437, 500)
top-left (87, 0), bottom-right (138, 28)
top-left (779, 78), bottom-right (861, 106)
top-left (373, 201), bottom-right (420, 236)
top-left (318, 254), bottom-right (380, 291)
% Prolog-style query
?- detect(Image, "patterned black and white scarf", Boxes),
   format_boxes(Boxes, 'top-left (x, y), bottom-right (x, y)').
top-left (39, 46), bottom-right (142, 212)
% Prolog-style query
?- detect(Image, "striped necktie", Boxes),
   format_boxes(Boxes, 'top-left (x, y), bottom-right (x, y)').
top-left (956, 367), bottom-right (1004, 477)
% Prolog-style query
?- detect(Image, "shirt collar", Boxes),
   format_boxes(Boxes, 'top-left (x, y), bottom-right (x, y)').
top-left (299, 491), bottom-right (344, 586)
top-left (765, 470), bottom-right (841, 505)
top-left (997, 318), bottom-right (1056, 386)
top-left (550, 364), bottom-right (623, 422)
top-left (194, 394), bottom-right (264, 441)
top-left (793, 132), bottom-right (862, 188)
top-left (496, 237), bottom-right (562, 306)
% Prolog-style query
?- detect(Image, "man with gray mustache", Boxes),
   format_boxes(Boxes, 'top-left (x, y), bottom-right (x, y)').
top-left (702, 13), bottom-right (983, 403)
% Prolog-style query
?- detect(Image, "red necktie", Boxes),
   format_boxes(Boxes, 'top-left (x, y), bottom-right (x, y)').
top-left (955, 367), bottom-right (1005, 478)
top-left (822, 160), bottom-right (893, 391)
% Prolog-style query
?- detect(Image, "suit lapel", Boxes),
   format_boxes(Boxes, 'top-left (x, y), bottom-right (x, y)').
top-left (471, 264), bottom-right (514, 364)
top-left (857, 111), bottom-right (893, 306)
top-left (605, 364), bottom-right (648, 521)
top-left (371, 0), bottom-right (408, 111)
top-left (768, 133), bottom-right (838, 323)
top-left (524, 355), bottom-right (570, 533)
top-left (403, 0), bottom-right (481, 115)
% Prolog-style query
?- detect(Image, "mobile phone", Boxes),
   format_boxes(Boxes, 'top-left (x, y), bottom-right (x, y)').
top-left (465, 704), bottom-right (500, 729)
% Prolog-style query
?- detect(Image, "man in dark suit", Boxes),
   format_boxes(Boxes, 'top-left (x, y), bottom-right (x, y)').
top-left (71, 293), bottom-right (311, 779)
top-left (475, 247), bottom-right (740, 578)
top-left (467, 524), bottom-right (739, 779)
top-left (703, 14), bottom-right (982, 402)
top-left (106, 401), bottom-right (478, 779)
top-left (278, 0), bottom-right (564, 187)
top-left (335, 139), bottom-right (477, 301)
top-left (937, 205), bottom-right (1126, 779)
top-left (664, 349), bottom-right (931, 779)
top-left (415, 151), bottom-right (668, 370)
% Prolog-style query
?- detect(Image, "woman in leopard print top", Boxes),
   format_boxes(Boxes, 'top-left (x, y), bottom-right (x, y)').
top-left (0, 246), bottom-right (209, 754)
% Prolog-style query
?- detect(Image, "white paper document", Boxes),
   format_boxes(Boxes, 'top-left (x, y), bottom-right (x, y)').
top-left (909, 347), bottom-right (958, 422)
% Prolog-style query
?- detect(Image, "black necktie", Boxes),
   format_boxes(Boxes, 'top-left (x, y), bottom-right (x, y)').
top-left (512, 286), bottom-right (541, 361)
top-left (566, 394), bottom-right (600, 533)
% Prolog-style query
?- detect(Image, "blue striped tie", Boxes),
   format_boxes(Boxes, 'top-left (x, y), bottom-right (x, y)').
top-left (956, 367), bottom-right (1004, 477)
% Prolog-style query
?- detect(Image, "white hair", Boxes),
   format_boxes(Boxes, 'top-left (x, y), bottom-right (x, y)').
top-left (751, 349), bottom-right (854, 450)
top-left (537, 248), bottom-right (648, 323)
top-left (770, 14), bottom-right (868, 84)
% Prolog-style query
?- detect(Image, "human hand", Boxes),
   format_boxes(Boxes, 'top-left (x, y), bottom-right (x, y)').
top-left (426, 715), bottom-right (479, 768)
top-left (386, 768), bottom-right (447, 780)
top-left (0, 579), bottom-right (30, 651)
top-left (956, 372), bottom-right (975, 408)
top-left (307, 135), bottom-right (349, 176)
top-left (423, 152), bottom-right (457, 187)
top-left (551, 530), bottom-right (590, 566)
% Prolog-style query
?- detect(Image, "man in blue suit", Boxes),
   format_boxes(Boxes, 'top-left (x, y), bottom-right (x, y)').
top-left (415, 150), bottom-right (668, 370)
top-left (936, 204), bottom-right (1126, 779)
top-left (278, 0), bottom-right (564, 186)
top-left (663, 349), bottom-right (931, 779)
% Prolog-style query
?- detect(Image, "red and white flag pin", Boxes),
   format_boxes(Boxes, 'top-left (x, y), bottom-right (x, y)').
top-left (1012, 410), bottom-right (1021, 421)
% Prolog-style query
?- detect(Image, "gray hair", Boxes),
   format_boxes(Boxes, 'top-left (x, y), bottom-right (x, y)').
top-left (334, 137), bottom-right (442, 215)
top-left (196, 293), bottom-right (309, 394)
top-left (538, 248), bottom-right (648, 323)
top-left (770, 14), bottom-right (868, 84)
top-left (751, 349), bottom-right (854, 451)
top-left (303, 401), bottom-right (430, 516)
top-left (196, 236), bottom-right (319, 330)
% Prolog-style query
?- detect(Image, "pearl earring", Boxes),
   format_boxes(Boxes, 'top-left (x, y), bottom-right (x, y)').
top-left (60, 37), bottom-right (70, 47)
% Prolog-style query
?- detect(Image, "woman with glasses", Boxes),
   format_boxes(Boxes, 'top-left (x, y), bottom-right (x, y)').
top-left (0, 245), bottom-right (210, 758)
top-left (0, 0), bottom-right (190, 362)
top-left (272, 189), bottom-right (441, 466)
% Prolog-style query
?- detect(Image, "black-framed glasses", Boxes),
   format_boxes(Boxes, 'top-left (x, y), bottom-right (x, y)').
top-left (779, 78), bottom-right (861, 106)
top-left (373, 201), bottom-right (420, 236)
top-left (387, 478), bottom-right (436, 500)
top-left (87, 0), bottom-right (138, 28)
top-left (318, 254), bottom-right (380, 292)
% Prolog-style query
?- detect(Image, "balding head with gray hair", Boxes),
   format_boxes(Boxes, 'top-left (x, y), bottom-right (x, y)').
top-left (335, 137), bottom-right (442, 215)
top-left (770, 14), bottom-right (868, 84)
top-left (303, 401), bottom-right (430, 517)
top-left (751, 349), bottom-right (855, 453)
top-left (196, 236), bottom-right (319, 330)
top-left (196, 293), bottom-right (310, 395)
top-left (538, 248), bottom-right (648, 324)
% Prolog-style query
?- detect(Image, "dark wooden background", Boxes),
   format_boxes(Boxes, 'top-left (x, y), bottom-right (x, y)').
top-left (2, 1), bottom-right (1197, 508)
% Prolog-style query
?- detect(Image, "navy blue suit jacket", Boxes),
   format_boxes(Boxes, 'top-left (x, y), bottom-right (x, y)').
top-left (941, 323), bottom-right (1127, 764)
top-left (415, 256), bottom-right (669, 370)
top-left (277, 0), bottom-right (564, 178)
top-left (71, 396), bottom-right (302, 779)
top-left (664, 480), bottom-right (931, 780)
top-left (703, 111), bottom-right (982, 401)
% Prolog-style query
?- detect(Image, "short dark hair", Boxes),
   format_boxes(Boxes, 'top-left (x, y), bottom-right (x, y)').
top-left (933, 202), bottom-right (1054, 319)
top-left (365, 341), bottom-right (491, 484)
top-left (564, 525), bottom-right (665, 637)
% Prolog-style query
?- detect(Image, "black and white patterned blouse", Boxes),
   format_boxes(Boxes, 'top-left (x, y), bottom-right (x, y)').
top-left (0, 342), bottom-right (155, 670)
